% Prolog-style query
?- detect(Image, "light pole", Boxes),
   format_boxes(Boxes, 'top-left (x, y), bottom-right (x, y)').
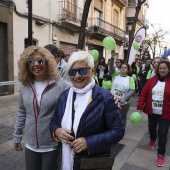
top-left (28, 0), bottom-right (33, 46)
top-left (126, 21), bottom-right (133, 62)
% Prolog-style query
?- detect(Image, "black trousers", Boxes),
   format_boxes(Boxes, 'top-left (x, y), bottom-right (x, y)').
top-left (148, 114), bottom-right (170, 156)
top-left (98, 78), bottom-right (103, 87)
top-left (120, 103), bottom-right (130, 128)
top-left (25, 147), bottom-right (56, 170)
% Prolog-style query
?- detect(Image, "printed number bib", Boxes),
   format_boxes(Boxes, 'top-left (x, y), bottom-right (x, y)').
top-left (114, 89), bottom-right (126, 98)
top-left (152, 100), bottom-right (163, 109)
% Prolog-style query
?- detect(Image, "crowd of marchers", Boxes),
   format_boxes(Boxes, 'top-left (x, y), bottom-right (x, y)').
top-left (13, 45), bottom-right (170, 170)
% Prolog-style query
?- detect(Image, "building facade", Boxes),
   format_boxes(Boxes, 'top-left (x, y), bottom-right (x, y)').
top-left (0, 0), bottom-right (148, 95)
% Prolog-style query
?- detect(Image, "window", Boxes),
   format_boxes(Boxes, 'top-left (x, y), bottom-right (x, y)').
top-left (113, 9), bottom-right (119, 34)
top-left (63, 0), bottom-right (75, 16)
top-left (94, 9), bottom-right (101, 26)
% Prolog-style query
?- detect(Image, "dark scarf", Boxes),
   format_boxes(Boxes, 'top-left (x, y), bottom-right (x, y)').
top-left (158, 75), bottom-right (169, 82)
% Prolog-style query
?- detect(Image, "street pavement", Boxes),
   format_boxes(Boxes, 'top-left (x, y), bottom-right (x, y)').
top-left (0, 94), bottom-right (170, 170)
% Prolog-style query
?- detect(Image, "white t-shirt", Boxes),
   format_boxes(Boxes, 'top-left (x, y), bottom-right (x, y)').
top-left (152, 80), bottom-right (165, 115)
top-left (111, 75), bottom-right (130, 104)
top-left (34, 80), bottom-right (48, 107)
top-left (99, 69), bottom-right (104, 79)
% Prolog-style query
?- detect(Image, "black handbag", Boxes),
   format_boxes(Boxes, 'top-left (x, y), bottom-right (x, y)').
top-left (73, 154), bottom-right (114, 170)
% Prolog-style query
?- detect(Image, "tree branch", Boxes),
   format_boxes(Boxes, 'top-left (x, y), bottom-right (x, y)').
top-left (77, 0), bottom-right (92, 50)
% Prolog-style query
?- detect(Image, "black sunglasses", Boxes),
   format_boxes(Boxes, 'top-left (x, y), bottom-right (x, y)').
top-left (68, 67), bottom-right (91, 76)
top-left (27, 57), bottom-right (46, 65)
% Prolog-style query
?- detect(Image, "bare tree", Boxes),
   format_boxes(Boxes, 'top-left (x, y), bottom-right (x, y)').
top-left (77, 0), bottom-right (92, 50)
top-left (144, 24), bottom-right (168, 58)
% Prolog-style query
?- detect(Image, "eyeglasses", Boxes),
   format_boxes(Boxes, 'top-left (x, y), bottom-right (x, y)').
top-left (27, 57), bottom-right (46, 65)
top-left (121, 67), bottom-right (128, 69)
top-left (68, 67), bottom-right (91, 76)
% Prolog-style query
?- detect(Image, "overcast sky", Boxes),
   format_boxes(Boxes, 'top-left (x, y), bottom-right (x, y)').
top-left (147, 0), bottom-right (170, 40)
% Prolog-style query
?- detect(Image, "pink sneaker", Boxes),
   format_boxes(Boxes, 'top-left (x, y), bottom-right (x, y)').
top-left (148, 141), bottom-right (156, 149)
top-left (156, 155), bottom-right (164, 167)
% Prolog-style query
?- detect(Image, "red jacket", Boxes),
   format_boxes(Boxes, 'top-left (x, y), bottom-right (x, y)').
top-left (137, 76), bottom-right (170, 120)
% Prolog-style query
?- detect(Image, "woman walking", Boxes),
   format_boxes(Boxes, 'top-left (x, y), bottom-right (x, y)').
top-left (111, 62), bottom-right (135, 128)
top-left (13, 46), bottom-right (70, 170)
top-left (137, 61), bottom-right (170, 167)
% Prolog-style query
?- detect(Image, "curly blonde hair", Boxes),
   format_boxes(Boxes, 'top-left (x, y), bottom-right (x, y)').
top-left (18, 46), bottom-right (60, 85)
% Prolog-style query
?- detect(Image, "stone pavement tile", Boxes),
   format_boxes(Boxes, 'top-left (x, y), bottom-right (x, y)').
top-left (112, 152), bottom-right (130, 170)
top-left (119, 138), bottom-right (138, 154)
top-left (0, 95), bottom-right (18, 117)
top-left (126, 148), bottom-right (170, 170)
top-left (0, 124), bottom-right (13, 145)
top-left (124, 126), bottom-right (147, 142)
top-left (0, 148), bottom-right (25, 170)
top-left (137, 131), bottom-right (170, 157)
top-left (121, 163), bottom-right (147, 170)
top-left (113, 138), bottom-right (139, 170)
top-left (0, 140), bottom-right (14, 154)
top-left (0, 114), bottom-right (16, 127)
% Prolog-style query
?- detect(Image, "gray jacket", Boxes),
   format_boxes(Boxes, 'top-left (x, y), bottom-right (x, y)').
top-left (13, 78), bottom-right (71, 149)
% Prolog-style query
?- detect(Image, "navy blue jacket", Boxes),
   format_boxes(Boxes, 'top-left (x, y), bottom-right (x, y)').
top-left (50, 85), bottom-right (124, 168)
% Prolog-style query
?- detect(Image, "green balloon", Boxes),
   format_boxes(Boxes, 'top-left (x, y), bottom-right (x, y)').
top-left (133, 42), bottom-right (139, 50)
top-left (103, 37), bottom-right (116, 50)
top-left (90, 50), bottom-right (99, 61)
top-left (130, 112), bottom-right (142, 124)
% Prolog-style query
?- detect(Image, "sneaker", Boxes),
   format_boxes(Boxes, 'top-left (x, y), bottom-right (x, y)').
top-left (156, 155), bottom-right (164, 167)
top-left (148, 141), bottom-right (156, 149)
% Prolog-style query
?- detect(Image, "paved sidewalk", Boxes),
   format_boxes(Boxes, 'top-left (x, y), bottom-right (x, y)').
top-left (0, 94), bottom-right (170, 170)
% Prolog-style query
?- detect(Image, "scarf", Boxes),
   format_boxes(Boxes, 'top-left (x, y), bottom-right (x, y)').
top-left (61, 78), bottom-right (95, 170)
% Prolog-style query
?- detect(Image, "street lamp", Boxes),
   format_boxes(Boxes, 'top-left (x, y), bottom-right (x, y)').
top-left (126, 21), bottom-right (133, 62)
top-left (28, 0), bottom-right (33, 46)
top-left (127, 21), bottom-right (133, 32)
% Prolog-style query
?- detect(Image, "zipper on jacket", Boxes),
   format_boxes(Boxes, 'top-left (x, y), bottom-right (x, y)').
top-left (29, 81), bottom-right (40, 148)
top-left (27, 79), bottom-right (55, 148)
top-left (34, 81), bottom-right (55, 148)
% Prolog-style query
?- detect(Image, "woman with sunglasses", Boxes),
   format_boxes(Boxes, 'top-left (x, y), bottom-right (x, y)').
top-left (13, 46), bottom-right (71, 170)
top-left (109, 50), bottom-right (123, 80)
top-left (96, 57), bottom-right (108, 87)
top-left (111, 62), bottom-right (135, 128)
top-left (50, 51), bottom-right (124, 169)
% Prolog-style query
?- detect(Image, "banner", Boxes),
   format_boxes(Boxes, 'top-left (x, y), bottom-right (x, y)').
top-left (0, 81), bottom-right (18, 86)
top-left (128, 27), bottom-right (146, 65)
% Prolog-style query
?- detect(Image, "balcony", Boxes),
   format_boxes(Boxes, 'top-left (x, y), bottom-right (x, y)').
top-left (87, 18), bottom-right (126, 44)
top-left (114, 0), bottom-right (127, 7)
top-left (58, 1), bottom-right (83, 31)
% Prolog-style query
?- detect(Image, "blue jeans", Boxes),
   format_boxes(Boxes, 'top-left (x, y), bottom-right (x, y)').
top-left (148, 114), bottom-right (170, 156)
